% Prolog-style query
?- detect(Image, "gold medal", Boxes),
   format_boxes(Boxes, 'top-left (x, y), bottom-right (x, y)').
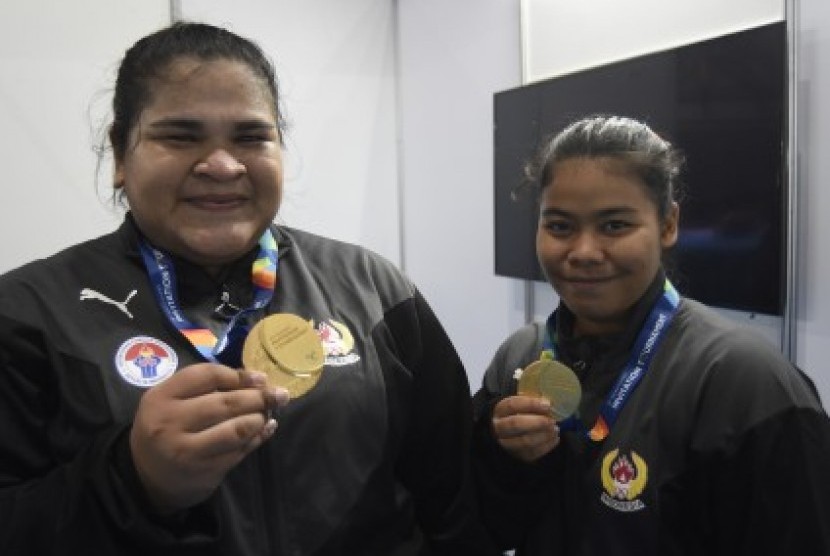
top-left (517, 359), bottom-right (582, 421)
top-left (242, 314), bottom-right (325, 398)
top-left (258, 313), bottom-right (325, 375)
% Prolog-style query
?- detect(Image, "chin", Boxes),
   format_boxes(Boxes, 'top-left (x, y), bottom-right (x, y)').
top-left (177, 237), bottom-right (255, 266)
top-left (565, 296), bottom-right (616, 318)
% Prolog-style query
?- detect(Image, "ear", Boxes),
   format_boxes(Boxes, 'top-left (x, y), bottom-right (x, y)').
top-left (109, 125), bottom-right (126, 190)
top-left (660, 202), bottom-right (679, 249)
top-left (114, 162), bottom-right (125, 190)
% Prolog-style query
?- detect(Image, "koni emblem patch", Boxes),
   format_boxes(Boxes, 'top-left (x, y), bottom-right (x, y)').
top-left (115, 336), bottom-right (178, 387)
top-left (600, 448), bottom-right (648, 512)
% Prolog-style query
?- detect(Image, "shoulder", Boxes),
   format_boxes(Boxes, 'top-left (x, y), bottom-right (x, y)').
top-left (275, 225), bottom-right (413, 300)
top-left (277, 226), bottom-right (399, 270)
top-left (0, 230), bottom-right (122, 289)
top-left (667, 298), bottom-right (823, 422)
top-left (0, 229), bottom-right (126, 316)
top-left (495, 323), bottom-right (543, 363)
top-left (671, 298), bottom-right (783, 364)
top-left (481, 323), bottom-right (543, 388)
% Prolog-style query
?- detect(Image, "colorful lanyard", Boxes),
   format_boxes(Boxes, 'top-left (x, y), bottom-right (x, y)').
top-left (138, 230), bottom-right (278, 367)
top-left (542, 279), bottom-right (680, 442)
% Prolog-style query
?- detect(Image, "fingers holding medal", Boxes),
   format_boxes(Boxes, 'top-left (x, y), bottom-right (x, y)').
top-left (242, 313), bottom-right (326, 399)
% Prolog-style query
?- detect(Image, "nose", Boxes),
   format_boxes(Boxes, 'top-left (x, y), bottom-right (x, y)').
top-left (567, 231), bottom-right (604, 264)
top-left (193, 148), bottom-right (246, 181)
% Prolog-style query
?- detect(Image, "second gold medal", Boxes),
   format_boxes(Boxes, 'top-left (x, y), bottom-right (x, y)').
top-left (242, 313), bottom-right (326, 398)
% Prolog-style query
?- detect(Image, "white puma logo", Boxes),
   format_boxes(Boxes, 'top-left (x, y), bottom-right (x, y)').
top-left (79, 288), bottom-right (137, 319)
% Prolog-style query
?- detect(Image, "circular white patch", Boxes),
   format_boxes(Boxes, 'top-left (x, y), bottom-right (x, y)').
top-left (115, 336), bottom-right (178, 387)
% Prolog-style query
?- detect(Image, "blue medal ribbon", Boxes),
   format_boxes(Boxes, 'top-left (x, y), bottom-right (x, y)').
top-left (542, 279), bottom-right (680, 441)
top-left (137, 230), bottom-right (278, 367)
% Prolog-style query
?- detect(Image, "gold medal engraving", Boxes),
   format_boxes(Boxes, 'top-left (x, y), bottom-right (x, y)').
top-left (517, 360), bottom-right (582, 421)
top-left (242, 314), bottom-right (325, 398)
top-left (259, 313), bottom-right (325, 375)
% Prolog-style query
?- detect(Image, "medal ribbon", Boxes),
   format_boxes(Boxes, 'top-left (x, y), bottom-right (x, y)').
top-left (138, 230), bottom-right (278, 367)
top-left (542, 279), bottom-right (680, 442)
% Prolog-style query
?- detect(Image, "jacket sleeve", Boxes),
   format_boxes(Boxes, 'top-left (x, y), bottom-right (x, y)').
top-left (381, 289), bottom-right (501, 556)
top-left (700, 405), bottom-right (830, 554)
top-left (0, 312), bottom-right (221, 556)
top-left (470, 326), bottom-right (564, 551)
top-left (683, 336), bottom-right (830, 554)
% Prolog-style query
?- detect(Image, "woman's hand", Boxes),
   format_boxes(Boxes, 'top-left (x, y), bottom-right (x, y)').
top-left (129, 363), bottom-right (289, 513)
top-left (492, 395), bottom-right (560, 463)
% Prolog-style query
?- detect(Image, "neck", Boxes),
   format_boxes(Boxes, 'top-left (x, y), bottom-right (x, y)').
top-left (200, 264), bottom-right (227, 280)
top-left (572, 317), bottom-right (627, 338)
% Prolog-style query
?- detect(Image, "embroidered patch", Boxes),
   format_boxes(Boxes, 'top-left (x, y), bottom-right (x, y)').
top-left (600, 448), bottom-right (648, 512)
top-left (115, 336), bottom-right (178, 387)
top-left (313, 319), bottom-right (360, 366)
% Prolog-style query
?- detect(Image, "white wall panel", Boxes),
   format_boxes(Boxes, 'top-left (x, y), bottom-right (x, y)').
top-left (522, 0), bottom-right (782, 82)
top-left (0, 1), bottom-right (170, 273)
top-left (796, 0), bottom-right (830, 403)
top-left (397, 0), bottom-right (523, 389)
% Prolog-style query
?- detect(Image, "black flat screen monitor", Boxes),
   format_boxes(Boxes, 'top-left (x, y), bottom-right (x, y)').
top-left (494, 21), bottom-right (786, 316)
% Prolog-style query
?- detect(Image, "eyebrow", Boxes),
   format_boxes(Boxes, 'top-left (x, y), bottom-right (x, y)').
top-left (146, 118), bottom-right (276, 131)
top-left (540, 206), bottom-right (639, 219)
top-left (147, 118), bottom-right (202, 130)
top-left (235, 120), bottom-right (277, 131)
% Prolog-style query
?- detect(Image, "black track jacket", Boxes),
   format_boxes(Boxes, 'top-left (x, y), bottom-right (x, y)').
top-left (0, 216), bottom-right (498, 556)
top-left (473, 275), bottom-right (830, 555)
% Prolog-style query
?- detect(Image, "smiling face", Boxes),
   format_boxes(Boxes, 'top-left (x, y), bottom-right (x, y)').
top-left (537, 157), bottom-right (678, 336)
top-left (115, 57), bottom-right (283, 273)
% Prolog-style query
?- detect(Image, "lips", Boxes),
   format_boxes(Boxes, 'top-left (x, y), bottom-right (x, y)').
top-left (185, 194), bottom-right (248, 210)
top-left (563, 276), bottom-right (614, 284)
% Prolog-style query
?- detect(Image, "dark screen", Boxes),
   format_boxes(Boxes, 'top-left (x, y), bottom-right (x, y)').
top-left (494, 21), bottom-right (785, 315)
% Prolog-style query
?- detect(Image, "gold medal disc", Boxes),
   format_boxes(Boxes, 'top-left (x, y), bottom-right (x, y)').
top-left (517, 359), bottom-right (582, 421)
top-left (242, 314), bottom-right (325, 398)
top-left (258, 313), bottom-right (325, 375)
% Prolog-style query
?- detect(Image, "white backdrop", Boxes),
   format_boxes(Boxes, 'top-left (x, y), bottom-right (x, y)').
top-left (521, 0), bottom-right (782, 82)
top-left (0, 1), bottom-right (169, 273)
top-left (796, 0), bottom-right (830, 403)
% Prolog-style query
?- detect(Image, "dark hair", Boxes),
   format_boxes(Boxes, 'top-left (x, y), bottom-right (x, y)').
top-left (109, 21), bottom-right (285, 161)
top-left (525, 115), bottom-right (684, 221)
